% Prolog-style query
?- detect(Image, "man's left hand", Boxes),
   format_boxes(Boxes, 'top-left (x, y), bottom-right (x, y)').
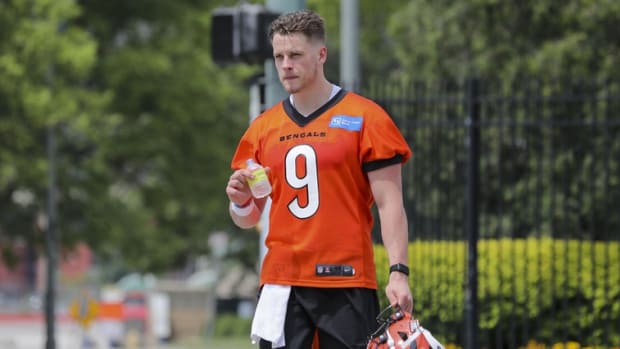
top-left (385, 271), bottom-right (413, 313)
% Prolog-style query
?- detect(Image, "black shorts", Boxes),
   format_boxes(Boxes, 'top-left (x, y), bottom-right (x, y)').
top-left (258, 286), bottom-right (380, 349)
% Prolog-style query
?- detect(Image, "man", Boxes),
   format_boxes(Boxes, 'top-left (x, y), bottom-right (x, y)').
top-left (225, 9), bottom-right (412, 349)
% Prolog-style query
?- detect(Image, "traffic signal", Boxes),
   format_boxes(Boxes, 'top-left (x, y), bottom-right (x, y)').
top-left (211, 4), bottom-right (280, 65)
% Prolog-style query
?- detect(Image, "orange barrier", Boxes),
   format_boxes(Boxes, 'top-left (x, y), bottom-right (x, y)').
top-left (98, 302), bottom-right (123, 320)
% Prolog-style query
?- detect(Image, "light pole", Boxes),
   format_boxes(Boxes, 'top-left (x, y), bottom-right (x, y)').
top-left (340, 0), bottom-right (360, 91)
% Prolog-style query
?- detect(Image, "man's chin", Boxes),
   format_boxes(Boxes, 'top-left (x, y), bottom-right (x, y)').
top-left (280, 81), bottom-right (299, 93)
top-left (283, 85), bottom-right (299, 94)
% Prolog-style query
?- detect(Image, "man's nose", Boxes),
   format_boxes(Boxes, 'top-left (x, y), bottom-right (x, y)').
top-left (281, 56), bottom-right (293, 69)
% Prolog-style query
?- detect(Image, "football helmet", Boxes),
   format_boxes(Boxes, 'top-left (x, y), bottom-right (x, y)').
top-left (366, 305), bottom-right (444, 349)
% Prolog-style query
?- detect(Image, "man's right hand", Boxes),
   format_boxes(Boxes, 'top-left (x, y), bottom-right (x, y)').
top-left (226, 168), bottom-right (253, 206)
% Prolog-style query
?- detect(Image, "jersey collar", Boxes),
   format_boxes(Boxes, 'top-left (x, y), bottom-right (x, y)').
top-left (283, 89), bottom-right (348, 127)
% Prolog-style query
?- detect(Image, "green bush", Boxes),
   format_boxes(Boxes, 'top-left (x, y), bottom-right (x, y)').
top-left (374, 238), bottom-right (620, 347)
top-left (212, 314), bottom-right (253, 338)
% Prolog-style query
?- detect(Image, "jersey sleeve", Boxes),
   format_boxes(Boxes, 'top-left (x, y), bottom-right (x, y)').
top-left (230, 123), bottom-right (260, 170)
top-left (360, 102), bottom-right (412, 172)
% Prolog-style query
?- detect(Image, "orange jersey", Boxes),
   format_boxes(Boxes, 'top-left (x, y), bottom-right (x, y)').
top-left (231, 90), bottom-right (412, 289)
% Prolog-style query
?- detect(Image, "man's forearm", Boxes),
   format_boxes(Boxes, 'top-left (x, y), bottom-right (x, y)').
top-left (379, 205), bottom-right (409, 265)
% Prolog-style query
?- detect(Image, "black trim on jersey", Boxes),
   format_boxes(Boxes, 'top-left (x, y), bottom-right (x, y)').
top-left (363, 154), bottom-right (404, 172)
top-left (283, 89), bottom-right (348, 127)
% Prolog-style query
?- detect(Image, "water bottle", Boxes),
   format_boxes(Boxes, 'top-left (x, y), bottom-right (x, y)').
top-left (246, 159), bottom-right (272, 198)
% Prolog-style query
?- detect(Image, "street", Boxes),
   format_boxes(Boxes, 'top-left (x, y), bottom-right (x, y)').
top-left (0, 319), bottom-right (82, 349)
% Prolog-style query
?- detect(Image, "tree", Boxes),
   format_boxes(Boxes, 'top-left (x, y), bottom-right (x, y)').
top-left (377, 1), bottom-right (620, 239)
top-left (385, 0), bottom-right (620, 80)
top-left (0, 0), bottom-right (259, 273)
top-left (0, 0), bottom-right (108, 260)
top-left (307, 0), bottom-right (410, 83)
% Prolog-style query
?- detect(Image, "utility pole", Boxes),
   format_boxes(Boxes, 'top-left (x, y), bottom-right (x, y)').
top-left (257, 0), bottom-right (306, 268)
top-left (340, 0), bottom-right (360, 91)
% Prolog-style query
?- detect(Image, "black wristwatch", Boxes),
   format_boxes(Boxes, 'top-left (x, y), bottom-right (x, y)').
top-left (389, 263), bottom-right (409, 277)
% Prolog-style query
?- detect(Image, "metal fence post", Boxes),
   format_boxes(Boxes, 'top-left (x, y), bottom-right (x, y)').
top-left (45, 123), bottom-right (58, 349)
top-left (464, 78), bottom-right (480, 349)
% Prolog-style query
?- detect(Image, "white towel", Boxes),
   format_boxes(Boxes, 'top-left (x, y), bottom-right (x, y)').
top-left (250, 284), bottom-right (291, 348)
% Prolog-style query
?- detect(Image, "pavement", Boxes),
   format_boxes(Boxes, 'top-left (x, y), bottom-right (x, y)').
top-left (0, 316), bottom-right (187, 349)
top-left (0, 319), bottom-right (82, 349)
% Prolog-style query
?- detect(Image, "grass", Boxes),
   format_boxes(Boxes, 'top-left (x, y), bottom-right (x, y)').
top-left (175, 336), bottom-right (258, 349)
top-left (205, 337), bottom-right (258, 349)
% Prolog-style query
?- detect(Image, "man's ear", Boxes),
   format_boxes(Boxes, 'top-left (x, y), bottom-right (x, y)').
top-left (318, 46), bottom-right (327, 64)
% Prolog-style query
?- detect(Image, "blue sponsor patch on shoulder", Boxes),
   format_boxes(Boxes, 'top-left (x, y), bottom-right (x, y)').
top-left (329, 115), bottom-right (363, 131)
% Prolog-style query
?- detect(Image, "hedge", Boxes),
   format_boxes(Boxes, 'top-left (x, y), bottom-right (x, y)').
top-left (213, 313), bottom-right (252, 338)
top-left (374, 238), bottom-right (619, 347)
